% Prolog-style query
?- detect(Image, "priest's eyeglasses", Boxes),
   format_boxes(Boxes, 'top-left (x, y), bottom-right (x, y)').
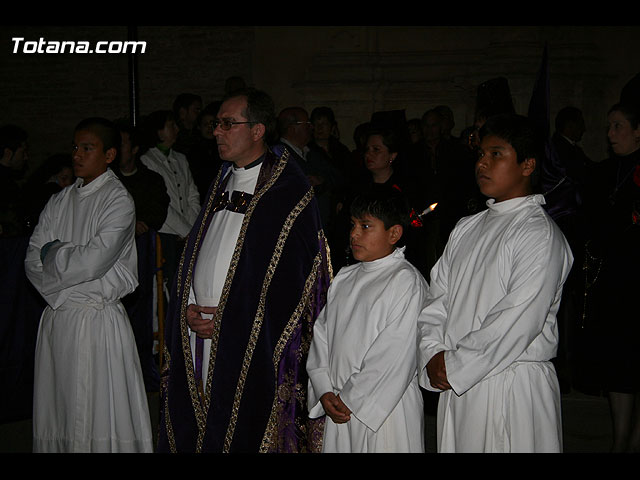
top-left (211, 119), bottom-right (258, 131)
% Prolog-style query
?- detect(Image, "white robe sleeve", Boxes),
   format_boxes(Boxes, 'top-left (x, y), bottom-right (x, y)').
top-left (338, 271), bottom-right (426, 432)
top-left (24, 199), bottom-right (57, 295)
top-left (417, 233), bottom-right (454, 392)
top-left (445, 218), bottom-right (571, 396)
top-left (184, 164), bottom-right (201, 226)
top-left (25, 191), bottom-right (136, 308)
top-left (306, 302), bottom-right (333, 418)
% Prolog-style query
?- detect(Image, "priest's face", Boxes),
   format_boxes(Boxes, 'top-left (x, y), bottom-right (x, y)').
top-left (475, 135), bottom-right (534, 203)
top-left (214, 95), bottom-right (265, 168)
top-left (350, 214), bottom-right (400, 263)
top-left (72, 130), bottom-right (115, 185)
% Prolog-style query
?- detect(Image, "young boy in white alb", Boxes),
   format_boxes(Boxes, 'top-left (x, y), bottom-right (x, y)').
top-left (25, 118), bottom-right (153, 453)
top-left (307, 187), bottom-right (428, 452)
top-left (418, 114), bottom-right (573, 452)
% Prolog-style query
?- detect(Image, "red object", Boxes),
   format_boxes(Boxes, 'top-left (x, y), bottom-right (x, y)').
top-left (391, 183), bottom-right (423, 227)
top-left (633, 165), bottom-right (640, 187)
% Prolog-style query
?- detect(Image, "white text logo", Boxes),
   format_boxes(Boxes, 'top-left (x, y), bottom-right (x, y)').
top-left (11, 37), bottom-right (147, 54)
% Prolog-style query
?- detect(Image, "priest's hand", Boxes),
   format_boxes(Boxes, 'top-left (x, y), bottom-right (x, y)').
top-left (186, 304), bottom-right (218, 339)
top-left (426, 351), bottom-right (451, 391)
top-left (320, 392), bottom-right (351, 424)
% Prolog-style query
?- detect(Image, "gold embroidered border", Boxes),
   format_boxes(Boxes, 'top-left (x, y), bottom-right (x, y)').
top-left (223, 186), bottom-right (314, 452)
top-left (162, 378), bottom-right (176, 452)
top-left (173, 165), bottom-right (226, 451)
top-left (259, 243), bottom-right (322, 452)
top-left (162, 164), bottom-right (224, 451)
top-left (160, 345), bottom-right (177, 452)
top-left (323, 231), bottom-right (334, 280)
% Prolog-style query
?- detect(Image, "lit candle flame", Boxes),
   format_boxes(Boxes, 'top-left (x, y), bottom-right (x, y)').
top-left (419, 203), bottom-right (438, 217)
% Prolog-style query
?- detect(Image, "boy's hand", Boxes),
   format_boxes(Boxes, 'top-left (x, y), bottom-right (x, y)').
top-left (426, 351), bottom-right (451, 391)
top-left (40, 239), bottom-right (60, 263)
top-left (186, 304), bottom-right (217, 339)
top-left (320, 392), bottom-right (352, 424)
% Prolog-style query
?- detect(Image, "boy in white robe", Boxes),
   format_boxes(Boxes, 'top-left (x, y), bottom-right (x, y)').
top-left (417, 114), bottom-right (573, 452)
top-left (307, 188), bottom-right (428, 452)
top-left (25, 118), bottom-right (153, 453)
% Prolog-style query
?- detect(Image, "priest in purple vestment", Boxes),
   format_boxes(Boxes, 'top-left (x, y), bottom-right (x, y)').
top-left (157, 88), bottom-right (332, 453)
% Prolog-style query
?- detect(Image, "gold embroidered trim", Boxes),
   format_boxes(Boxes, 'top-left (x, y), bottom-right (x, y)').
top-left (259, 243), bottom-right (323, 452)
top-left (323, 230), bottom-right (334, 281)
top-left (177, 165), bottom-right (226, 451)
top-left (163, 381), bottom-right (176, 452)
top-left (160, 345), bottom-right (177, 452)
top-left (223, 186), bottom-right (314, 452)
top-left (161, 164), bottom-right (225, 451)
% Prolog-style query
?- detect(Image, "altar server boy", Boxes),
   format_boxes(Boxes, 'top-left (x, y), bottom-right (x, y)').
top-left (417, 113), bottom-right (573, 452)
top-left (25, 117), bottom-right (153, 453)
top-left (307, 187), bottom-right (428, 452)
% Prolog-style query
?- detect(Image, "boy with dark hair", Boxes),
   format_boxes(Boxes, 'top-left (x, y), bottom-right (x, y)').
top-left (307, 187), bottom-right (428, 452)
top-left (25, 117), bottom-right (153, 452)
top-left (417, 113), bottom-right (573, 452)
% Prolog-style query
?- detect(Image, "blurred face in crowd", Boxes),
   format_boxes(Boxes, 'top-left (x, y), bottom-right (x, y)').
top-left (422, 112), bottom-right (443, 143)
top-left (364, 134), bottom-right (396, 174)
top-left (475, 134), bottom-right (534, 203)
top-left (312, 115), bottom-right (333, 143)
top-left (607, 109), bottom-right (640, 157)
top-left (119, 131), bottom-right (139, 172)
top-left (54, 166), bottom-right (74, 188)
top-left (3, 141), bottom-right (28, 170)
top-left (72, 130), bottom-right (115, 185)
top-left (407, 122), bottom-right (423, 144)
top-left (182, 100), bottom-right (202, 129)
top-left (158, 118), bottom-right (179, 149)
top-left (294, 111), bottom-right (313, 147)
top-left (199, 113), bottom-right (216, 140)
top-left (565, 114), bottom-right (586, 143)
